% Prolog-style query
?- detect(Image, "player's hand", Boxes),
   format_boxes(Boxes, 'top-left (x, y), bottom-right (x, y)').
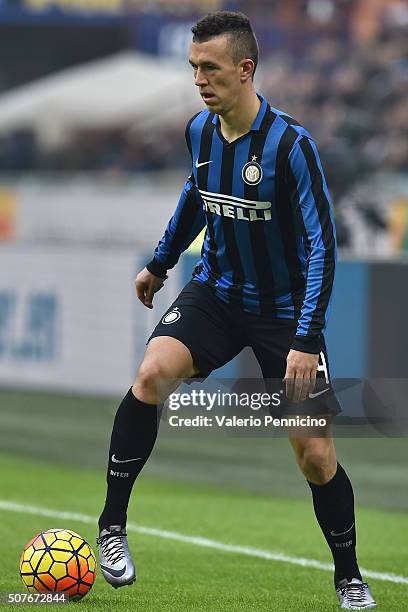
top-left (284, 349), bottom-right (319, 403)
top-left (135, 267), bottom-right (167, 309)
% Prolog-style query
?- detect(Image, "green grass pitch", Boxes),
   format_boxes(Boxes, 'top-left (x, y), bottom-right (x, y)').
top-left (0, 390), bottom-right (407, 611)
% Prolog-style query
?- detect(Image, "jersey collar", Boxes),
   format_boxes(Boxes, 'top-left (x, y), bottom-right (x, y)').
top-left (211, 93), bottom-right (269, 132)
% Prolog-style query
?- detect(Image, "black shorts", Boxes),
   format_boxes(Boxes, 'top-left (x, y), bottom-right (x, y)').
top-left (149, 280), bottom-right (340, 416)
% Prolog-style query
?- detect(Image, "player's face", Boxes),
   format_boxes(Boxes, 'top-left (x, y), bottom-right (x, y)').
top-left (189, 35), bottom-right (244, 114)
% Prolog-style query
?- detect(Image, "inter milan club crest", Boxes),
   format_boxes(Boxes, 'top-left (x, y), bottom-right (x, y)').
top-left (242, 158), bottom-right (263, 186)
top-left (162, 307), bottom-right (181, 325)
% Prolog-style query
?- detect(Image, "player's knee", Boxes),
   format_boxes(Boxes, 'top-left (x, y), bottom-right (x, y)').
top-left (301, 446), bottom-right (330, 470)
top-left (133, 358), bottom-right (168, 404)
top-left (298, 442), bottom-right (335, 483)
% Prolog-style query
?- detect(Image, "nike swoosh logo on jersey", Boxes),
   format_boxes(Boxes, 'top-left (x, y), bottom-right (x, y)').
top-left (195, 159), bottom-right (212, 168)
top-left (309, 388), bottom-right (330, 399)
top-left (111, 455), bottom-right (142, 464)
top-left (330, 523), bottom-right (355, 537)
top-left (100, 564), bottom-right (127, 577)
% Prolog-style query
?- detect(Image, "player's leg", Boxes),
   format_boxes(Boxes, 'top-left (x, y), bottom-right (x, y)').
top-left (97, 336), bottom-right (196, 588)
top-left (250, 320), bottom-right (376, 609)
top-left (288, 430), bottom-right (361, 582)
top-left (98, 280), bottom-right (244, 588)
top-left (133, 336), bottom-right (197, 403)
top-left (289, 431), bottom-right (376, 609)
top-left (98, 336), bottom-right (196, 534)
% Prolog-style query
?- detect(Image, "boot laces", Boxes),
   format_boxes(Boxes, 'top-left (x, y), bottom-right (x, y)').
top-left (97, 531), bottom-right (127, 565)
top-left (340, 581), bottom-right (369, 605)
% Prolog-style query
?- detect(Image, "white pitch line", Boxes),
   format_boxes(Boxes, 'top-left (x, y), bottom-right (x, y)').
top-left (1, 500), bottom-right (407, 586)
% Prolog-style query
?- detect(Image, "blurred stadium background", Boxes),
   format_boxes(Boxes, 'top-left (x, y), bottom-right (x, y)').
top-left (0, 0), bottom-right (407, 609)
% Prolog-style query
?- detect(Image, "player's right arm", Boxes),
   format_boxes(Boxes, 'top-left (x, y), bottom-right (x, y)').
top-left (136, 175), bottom-right (206, 308)
top-left (136, 115), bottom-right (206, 309)
top-left (135, 267), bottom-right (167, 309)
top-left (145, 173), bottom-right (206, 279)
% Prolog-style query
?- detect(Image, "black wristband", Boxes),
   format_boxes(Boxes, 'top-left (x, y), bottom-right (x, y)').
top-left (146, 258), bottom-right (168, 279)
top-left (291, 335), bottom-right (320, 354)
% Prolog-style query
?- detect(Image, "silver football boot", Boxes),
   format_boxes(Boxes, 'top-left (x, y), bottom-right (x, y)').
top-left (97, 525), bottom-right (136, 588)
top-left (336, 578), bottom-right (377, 610)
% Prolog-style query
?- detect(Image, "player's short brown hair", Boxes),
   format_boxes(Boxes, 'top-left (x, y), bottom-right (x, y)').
top-left (191, 11), bottom-right (259, 77)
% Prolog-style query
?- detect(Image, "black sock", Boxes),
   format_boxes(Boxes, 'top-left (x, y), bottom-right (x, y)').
top-left (308, 462), bottom-right (362, 586)
top-left (98, 388), bottom-right (158, 531)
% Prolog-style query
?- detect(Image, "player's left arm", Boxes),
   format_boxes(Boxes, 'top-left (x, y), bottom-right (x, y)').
top-left (285, 136), bottom-right (337, 401)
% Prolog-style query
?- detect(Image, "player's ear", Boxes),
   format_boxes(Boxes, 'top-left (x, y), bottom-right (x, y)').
top-left (239, 59), bottom-right (254, 83)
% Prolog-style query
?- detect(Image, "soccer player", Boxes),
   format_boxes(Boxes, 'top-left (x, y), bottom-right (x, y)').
top-left (97, 11), bottom-right (376, 610)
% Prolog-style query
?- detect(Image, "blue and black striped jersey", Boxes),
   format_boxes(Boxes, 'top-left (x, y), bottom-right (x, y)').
top-left (147, 94), bottom-right (337, 353)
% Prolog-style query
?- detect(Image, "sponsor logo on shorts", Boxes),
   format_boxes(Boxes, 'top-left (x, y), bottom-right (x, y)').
top-left (162, 307), bottom-right (181, 325)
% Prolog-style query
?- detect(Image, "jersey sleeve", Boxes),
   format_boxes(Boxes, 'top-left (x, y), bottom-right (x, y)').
top-left (146, 117), bottom-right (206, 278)
top-left (146, 174), bottom-right (206, 277)
top-left (286, 136), bottom-right (337, 353)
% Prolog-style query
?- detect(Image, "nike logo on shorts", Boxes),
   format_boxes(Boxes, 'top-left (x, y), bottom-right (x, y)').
top-left (309, 388), bottom-right (330, 399)
top-left (111, 455), bottom-right (142, 464)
